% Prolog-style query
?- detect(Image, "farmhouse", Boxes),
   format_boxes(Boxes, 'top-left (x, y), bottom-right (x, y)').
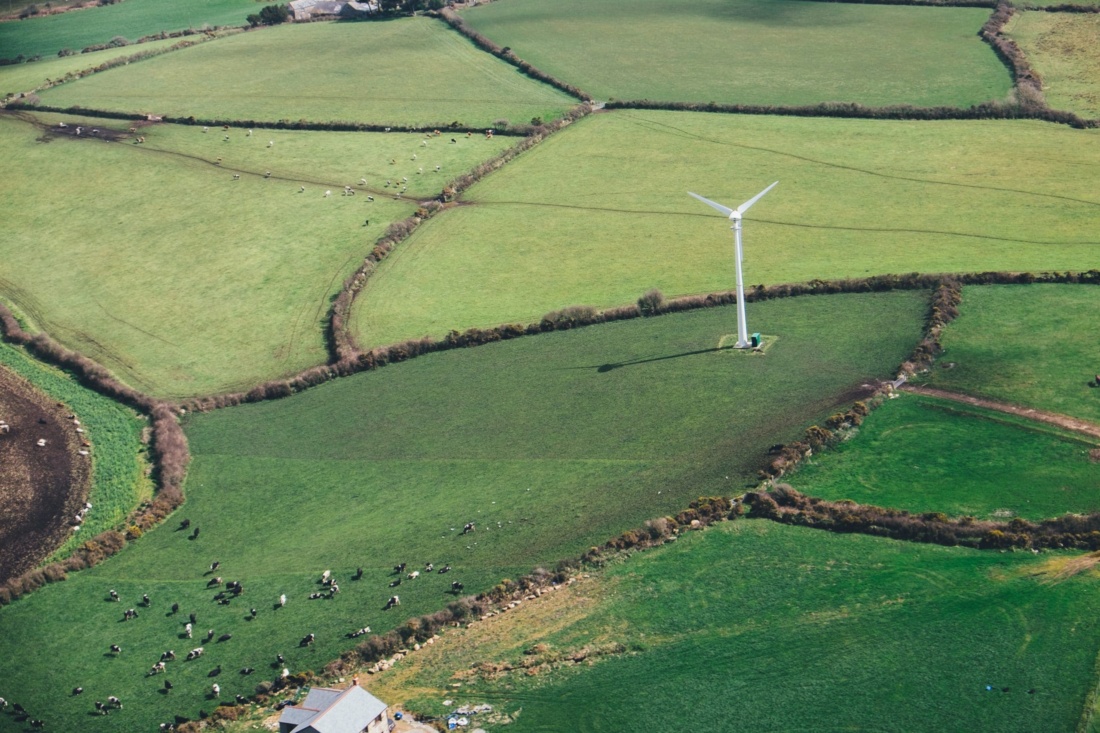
top-left (288, 0), bottom-right (378, 20)
top-left (278, 680), bottom-right (392, 733)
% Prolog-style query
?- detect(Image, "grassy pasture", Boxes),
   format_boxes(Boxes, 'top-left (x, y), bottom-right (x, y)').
top-left (351, 110), bottom-right (1100, 348)
top-left (789, 392), bottom-right (1100, 521)
top-left (0, 292), bottom-right (924, 731)
top-left (0, 36), bottom-right (187, 97)
top-left (367, 520), bottom-right (1100, 733)
top-left (461, 0), bottom-right (1008, 107)
top-left (0, 341), bottom-right (149, 561)
top-left (0, 110), bottom-right (513, 398)
top-left (38, 19), bottom-right (579, 128)
top-left (922, 285), bottom-right (1100, 423)
top-left (1008, 11), bottom-right (1100, 119)
top-left (0, 0), bottom-right (255, 60)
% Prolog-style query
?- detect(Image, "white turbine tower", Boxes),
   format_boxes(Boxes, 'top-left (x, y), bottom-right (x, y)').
top-left (688, 181), bottom-right (778, 349)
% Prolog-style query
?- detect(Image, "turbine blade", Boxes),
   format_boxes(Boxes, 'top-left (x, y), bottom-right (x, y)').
top-left (736, 181), bottom-right (778, 215)
top-left (688, 191), bottom-right (734, 217)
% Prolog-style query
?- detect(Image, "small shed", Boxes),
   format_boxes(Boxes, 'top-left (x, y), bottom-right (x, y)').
top-left (288, 0), bottom-right (346, 20)
top-left (278, 681), bottom-right (392, 733)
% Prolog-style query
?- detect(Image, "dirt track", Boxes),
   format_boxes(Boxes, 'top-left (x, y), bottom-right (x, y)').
top-left (902, 384), bottom-right (1100, 440)
top-left (0, 365), bottom-right (89, 583)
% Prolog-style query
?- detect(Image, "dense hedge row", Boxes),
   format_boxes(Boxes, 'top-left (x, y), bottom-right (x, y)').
top-left (605, 98), bottom-right (1096, 128)
top-left (981, 2), bottom-right (1043, 98)
top-left (746, 485), bottom-right (1100, 551)
top-left (435, 8), bottom-right (593, 102)
top-left (0, 304), bottom-right (188, 605)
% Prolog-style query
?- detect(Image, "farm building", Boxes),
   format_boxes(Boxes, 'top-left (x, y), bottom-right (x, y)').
top-left (288, 0), bottom-right (378, 20)
top-left (278, 680), bottom-right (393, 733)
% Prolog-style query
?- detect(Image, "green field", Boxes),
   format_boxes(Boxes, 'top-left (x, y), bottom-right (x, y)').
top-left (38, 19), bottom-right (579, 128)
top-left (0, 35), bottom-right (192, 97)
top-left (369, 520), bottom-right (1100, 733)
top-left (0, 110), bottom-right (516, 398)
top-left (0, 341), bottom-right (148, 561)
top-left (788, 392), bottom-right (1100, 521)
top-left (0, 291), bottom-right (924, 731)
top-left (351, 110), bottom-right (1100, 348)
top-left (0, 0), bottom-right (255, 59)
top-left (1008, 11), bottom-right (1100, 120)
top-left (461, 0), bottom-right (1008, 107)
top-left (922, 285), bottom-right (1100, 423)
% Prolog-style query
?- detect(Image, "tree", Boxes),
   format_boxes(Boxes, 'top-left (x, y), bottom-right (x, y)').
top-left (247, 3), bottom-right (289, 26)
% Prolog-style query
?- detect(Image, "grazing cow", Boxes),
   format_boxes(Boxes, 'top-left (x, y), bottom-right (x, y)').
top-left (218, 633), bottom-right (232, 643)
top-left (186, 647), bottom-right (204, 661)
top-left (250, 608), bottom-right (257, 618)
top-left (73, 687), bottom-right (84, 695)
top-left (451, 581), bottom-right (464, 592)
top-left (184, 623), bottom-right (193, 638)
top-left (279, 594), bottom-right (287, 607)
top-left (205, 629), bottom-right (215, 642)
top-left (451, 138), bottom-right (457, 143)
top-left (191, 527), bottom-right (200, 539)
top-left (107, 696), bottom-right (122, 708)
top-left (209, 665), bottom-right (222, 677)
top-left (0, 698), bottom-right (7, 709)
top-left (282, 668), bottom-right (290, 679)
top-left (462, 522), bottom-right (475, 534)
top-left (300, 633), bottom-right (315, 647)
top-left (94, 701), bottom-right (108, 715)
top-left (110, 644), bottom-right (122, 654)
top-left (142, 594), bottom-right (150, 606)
top-left (407, 571), bottom-right (419, 580)
top-left (210, 561), bottom-right (220, 572)
top-left (236, 694), bottom-right (247, 704)
top-left (163, 680), bottom-right (173, 692)
top-left (179, 519), bottom-right (190, 530)
top-left (207, 577), bottom-right (222, 587)
top-left (389, 579), bottom-right (401, 588)
top-left (240, 667), bottom-right (254, 675)
top-left (171, 602), bottom-right (179, 614)
top-left (309, 592), bottom-right (323, 600)
top-left (162, 650), bottom-right (176, 661)
top-left (233, 174), bottom-right (240, 180)
top-left (393, 563), bottom-right (406, 574)
top-left (348, 626), bottom-right (371, 638)
top-left (425, 563), bottom-right (434, 572)
top-left (211, 684), bottom-right (220, 698)
top-left (385, 595), bottom-right (400, 609)
top-left (108, 589), bottom-right (119, 602)
top-left (439, 565), bottom-right (451, 574)
top-left (30, 720), bottom-right (44, 729)
top-left (276, 654), bottom-right (285, 664)
top-left (149, 662), bottom-right (166, 675)
top-left (190, 612), bottom-right (197, 624)
top-left (264, 171), bottom-right (272, 178)
top-left (354, 567), bottom-right (363, 580)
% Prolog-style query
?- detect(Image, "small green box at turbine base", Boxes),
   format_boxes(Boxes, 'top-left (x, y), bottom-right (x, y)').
top-left (718, 334), bottom-right (777, 354)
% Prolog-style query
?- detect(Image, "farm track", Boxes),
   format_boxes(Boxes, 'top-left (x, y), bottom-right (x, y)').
top-left (901, 384), bottom-right (1100, 439)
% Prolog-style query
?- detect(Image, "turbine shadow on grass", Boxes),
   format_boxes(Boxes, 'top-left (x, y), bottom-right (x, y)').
top-left (563, 345), bottom-right (733, 373)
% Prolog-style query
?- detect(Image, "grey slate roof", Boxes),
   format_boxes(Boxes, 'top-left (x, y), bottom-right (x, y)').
top-left (279, 685), bottom-right (388, 733)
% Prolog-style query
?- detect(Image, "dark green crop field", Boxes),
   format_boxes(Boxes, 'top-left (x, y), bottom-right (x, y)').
top-left (0, 291), bottom-right (924, 730)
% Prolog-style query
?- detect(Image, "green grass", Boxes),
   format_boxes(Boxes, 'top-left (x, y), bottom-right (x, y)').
top-left (0, 36), bottom-right (189, 97)
top-left (922, 284), bottom-right (1100, 423)
top-left (38, 19), bottom-right (579, 128)
top-left (462, 0), bottom-right (1009, 107)
top-left (0, 341), bottom-right (149, 561)
top-left (1008, 11), bottom-right (1100, 119)
top-left (0, 0), bottom-right (256, 60)
top-left (351, 110), bottom-right (1100, 348)
top-left (0, 291), bottom-right (925, 731)
top-left (0, 110), bottom-right (516, 398)
top-left (788, 392), bottom-right (1100, 521)
top-left (373, 520), bottom-right (1100, 733)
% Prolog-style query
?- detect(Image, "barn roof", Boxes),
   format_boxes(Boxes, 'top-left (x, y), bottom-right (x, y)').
top-left (279, 685), bottom-right (388, 733)
top-left (288, 0), bottom-right (346, 17)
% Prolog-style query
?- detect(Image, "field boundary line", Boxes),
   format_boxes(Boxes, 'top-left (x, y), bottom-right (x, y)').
top-left (901, 385), bottom-right (1100, 439)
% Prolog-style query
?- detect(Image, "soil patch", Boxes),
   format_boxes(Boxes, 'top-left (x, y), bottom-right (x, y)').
top-left (0, 363), bottom-right (89, 582)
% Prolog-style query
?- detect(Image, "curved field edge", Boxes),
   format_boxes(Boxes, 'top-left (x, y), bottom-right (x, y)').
top-left (0, 340), bottom-right (150, 564)
top-left (0, 290), bottom-right (926, 731)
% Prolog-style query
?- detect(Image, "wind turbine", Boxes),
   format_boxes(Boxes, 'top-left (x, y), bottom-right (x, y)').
top-left (688, 181), bottom-right (778, 349)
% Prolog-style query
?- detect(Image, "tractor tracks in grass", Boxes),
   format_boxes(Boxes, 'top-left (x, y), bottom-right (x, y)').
top-left (901, 384), bottom-right (1100, 441)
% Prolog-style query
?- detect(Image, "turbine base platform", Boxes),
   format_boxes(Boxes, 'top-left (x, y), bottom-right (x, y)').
top-left (718, 334), bottom-right (777, 354)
